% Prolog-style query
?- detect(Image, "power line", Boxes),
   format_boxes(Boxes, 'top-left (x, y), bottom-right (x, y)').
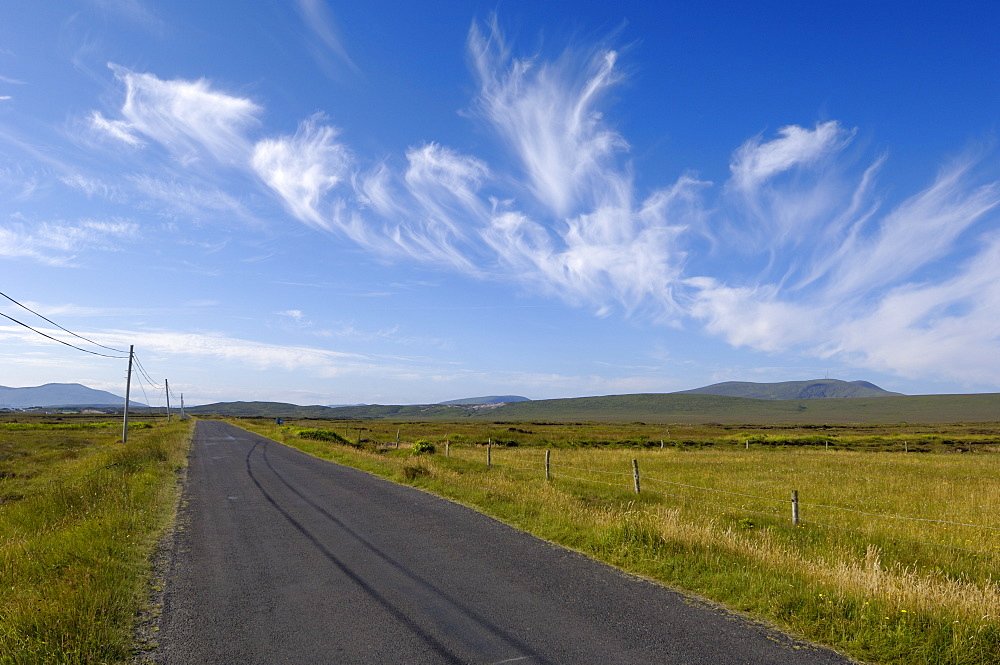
top-left (133, 354), bottom-right (163, 390)
top-left (136, 368), bottom-right (166, 418)
top-left (0, 290), bottom-right (126, 353)
top-left (0, 311), bottom-right (128, 359)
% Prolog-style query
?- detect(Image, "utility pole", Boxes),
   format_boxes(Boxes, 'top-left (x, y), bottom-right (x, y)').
top-left (165, 378), bottom-right (171, 422)
top-left (122, 345), bottom-right (134, 442)
top-left (180, 393), bottom-right (186, 419)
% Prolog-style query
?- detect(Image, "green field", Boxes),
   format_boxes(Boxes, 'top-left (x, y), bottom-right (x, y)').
top-left (0, 415), bottom-right (192, 665)
top-left (234, 417), bottom-right (1000, 665)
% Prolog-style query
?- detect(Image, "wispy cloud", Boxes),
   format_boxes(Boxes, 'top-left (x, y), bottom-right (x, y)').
top-left (256, 17), bottom-right (698, 315)
top-left (277, 309), bottom-right (306, 324)
top-left (468, 17), bottom-right (628, 218)
top-left (89, 110), bottom-right (145, 147)
top-left (61, 174), bottom-right (128, 202)
top-left (92, 64), bottom-right (261, 165)
top-left (294, 0), bottom-right (359, 76)
top-left (0, 323), bottom-right (368, 374)
top-left (128, 175), bottom-right (260, 225)
top-left (251, 114), bottom-right (350, 230)
top-left (80, 19), bottom-right (1000, 388)
top-left (0, 219), bottom-right (138, 265)
top-left (687, 131), bottom-right (1000, 385)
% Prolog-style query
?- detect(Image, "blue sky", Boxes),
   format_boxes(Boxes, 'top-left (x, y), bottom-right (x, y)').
top-left (1, 0), bottom-right (999, 407)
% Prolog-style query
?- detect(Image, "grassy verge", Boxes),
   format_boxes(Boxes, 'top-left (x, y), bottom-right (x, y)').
top-left (0, 416), bottom-right (193, 664)
top-left (235, 418), bottom-right (1000, 665)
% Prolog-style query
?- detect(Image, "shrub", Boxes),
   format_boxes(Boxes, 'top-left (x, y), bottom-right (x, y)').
top-left (412, 439), bottom-right (436, 454)
top-left (298, 429), bottom-right (351, 445)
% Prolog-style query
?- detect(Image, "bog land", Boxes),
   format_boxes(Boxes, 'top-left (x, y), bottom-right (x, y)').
top-left (2, 409), bottom-right (999, 664)
top-left (0, 415), bottom-right (192, 664)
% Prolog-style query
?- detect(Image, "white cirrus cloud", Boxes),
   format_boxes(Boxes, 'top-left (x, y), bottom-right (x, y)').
top-left (79, 19), bottom-right (1000, 389)
top-left (61, 174), bottom-right (128, 202)
top-left (92, 64), bottom-right (261, 165)
top-left (128, 175), bottom-right (261, 225)
top-left (687, 131), bottom-right (1000, 386)
top-left (252, 114), bottom-right (351, 230)
top-left (0, 219), bottom-right (139, 265)
top-left (468, 16), bottom-right (628, 219)
top-left (0, 324), bottom-right (368, 376)
top-left (89, 110), bottom-right (144, 147)
top-left (729, 121), bottom-right (851, 193)
top-left (294, 0), bottom-right (358, 75)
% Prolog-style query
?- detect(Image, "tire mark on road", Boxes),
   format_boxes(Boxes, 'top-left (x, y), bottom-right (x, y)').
top-left (246, 436), bottom-right (552, 665)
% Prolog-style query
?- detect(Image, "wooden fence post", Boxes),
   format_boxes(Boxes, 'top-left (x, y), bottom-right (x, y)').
top-left (446, 440), bottom-right (450, 458)
top-left (632, 459), bottom-right (641, 494)
top-left (791, 489), bottom-right (800, 526)
top-left (545, 449), bottom-right (551, 480)
top-left (487, 438), bottom-right (492, 468)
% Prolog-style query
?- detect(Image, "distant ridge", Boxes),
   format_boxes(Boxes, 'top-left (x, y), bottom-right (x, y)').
top-left (0, 383), bottom-right (133, 409)
top-left (677, 379), bottom-right (902, 400)
top-left (438, 395), bottom-right (530, 406)
top-left (185, 392), bottom-right (1000, 425)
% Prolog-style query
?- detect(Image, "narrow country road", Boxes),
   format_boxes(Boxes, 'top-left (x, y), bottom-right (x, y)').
top-left (151, 420), bottom-right (854, 664)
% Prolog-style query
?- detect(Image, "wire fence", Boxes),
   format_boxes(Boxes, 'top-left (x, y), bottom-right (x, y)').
top-left (441, 442), bottom-right (999, 558)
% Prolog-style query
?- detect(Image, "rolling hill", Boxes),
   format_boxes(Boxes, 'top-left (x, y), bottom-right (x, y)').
top-left (437, 395), bottom-right (531, 405)
top-left (0, 383), bottom-right (133, 409)
top-left (677, 379), bottom-right (902, 400)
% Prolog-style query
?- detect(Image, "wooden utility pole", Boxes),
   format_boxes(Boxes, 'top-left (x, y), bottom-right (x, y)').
top-left (122, 345), bottom-right (134, 442)
top-left (180, 393), bottom-right (186, 419)
top-left (165, 379), bottom-right (171, 422)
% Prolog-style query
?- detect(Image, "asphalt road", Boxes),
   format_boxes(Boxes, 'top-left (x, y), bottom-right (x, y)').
top-left (151, 420), bottom-right (855, 664)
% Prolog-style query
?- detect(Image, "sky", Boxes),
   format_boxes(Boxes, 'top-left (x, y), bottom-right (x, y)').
top-left (1, 1), bottom-right (999, 407)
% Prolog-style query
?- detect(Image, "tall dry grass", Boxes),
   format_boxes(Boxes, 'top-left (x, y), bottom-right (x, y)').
top-left (0, 418), bottom-right (192, 664)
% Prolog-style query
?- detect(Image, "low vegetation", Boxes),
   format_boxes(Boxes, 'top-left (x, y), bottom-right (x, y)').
top-left (232, 417), bottom-right (1000, 665)
top-left (0, 415), bottom-right (192, 664)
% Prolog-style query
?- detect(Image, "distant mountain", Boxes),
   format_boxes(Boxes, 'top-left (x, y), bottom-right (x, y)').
top-left (0, 383), bottom-right (131, 408)
top-left (676, 379), bottom-right (902, 400)
top-left (437, 395), bottom-right (530, 406)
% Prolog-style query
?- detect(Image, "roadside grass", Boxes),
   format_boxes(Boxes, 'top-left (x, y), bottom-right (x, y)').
top-left (0, 416), bottom-right (192, 665)
top-left (235, 418), bottom-right (1000, 665)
